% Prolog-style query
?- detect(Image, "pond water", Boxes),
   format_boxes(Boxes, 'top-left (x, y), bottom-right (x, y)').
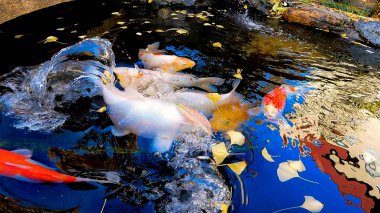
top-left (0, 0), bottom-right (379, 212)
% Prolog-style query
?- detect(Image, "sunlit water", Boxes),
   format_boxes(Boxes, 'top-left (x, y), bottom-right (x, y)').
top-left (0, 0), bottom-right (379, 212)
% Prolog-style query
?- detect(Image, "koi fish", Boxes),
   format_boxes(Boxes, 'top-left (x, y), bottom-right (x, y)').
top-left (162, 80), bottom-right (244, 118)
top-left (0, 149), bottom-right (119, 183)
top-left (86, 70), bottom-right (212, 152)
top-left (114, 66), bottom-right (225, 93)
top-left (138, 42), bottom-right (196, 72)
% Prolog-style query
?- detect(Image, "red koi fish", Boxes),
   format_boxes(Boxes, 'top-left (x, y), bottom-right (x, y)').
top-left (0, 149), bottom-right (118, 183)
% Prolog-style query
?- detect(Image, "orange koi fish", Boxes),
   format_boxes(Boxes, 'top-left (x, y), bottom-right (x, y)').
top-left (0, 149), bottom-right (118, 183)
top-left (138, 42), bottom-right (196, 72)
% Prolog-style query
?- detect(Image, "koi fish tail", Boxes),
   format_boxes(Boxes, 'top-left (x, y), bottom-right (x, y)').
top-left (194, 77), bottom-right (225, 92)
top-left (247, 107), bottom-right (262, 117)
top-left (139, 42), bottom-right (166, 55)
top-left (274, 114), bottom-right (292, 134)
top-left (217, 79), bottom-right (244, 106)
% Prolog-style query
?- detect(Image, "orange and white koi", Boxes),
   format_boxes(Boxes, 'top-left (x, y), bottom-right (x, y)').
top-left (0, 149), bottom-right (118, 183)
top-left (162, 80), bottom-right (244, 118)
top-left (114, 66), bottom-right (225, 92)
top-left (138, 42), bottom-right (195, 72)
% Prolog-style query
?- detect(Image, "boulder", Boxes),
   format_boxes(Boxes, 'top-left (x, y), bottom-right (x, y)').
top-left (354, 21), bottom-right (380, 47)
top-left (282, 5), bottom-right (353, 32)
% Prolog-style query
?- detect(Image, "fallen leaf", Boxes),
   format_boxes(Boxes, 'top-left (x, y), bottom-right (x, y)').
top-left (213, 42), bottom-right (222, 48)
top-left (207, 93), bottom-right (222, 103)
top-left (277, 162), bottom-right (318, 184)
top-left (43, 36), bottom-right (58, 44)
top-left (111, 12), bottom-right (121, 16)
top-left (14, 35), bottom-right (23, 39)
top-left (244, 4), bottom-right (248, 10)
top-left (143, 21), bottom-right (150, 24)
top-left (216, 25), bottom-right (224, 28)
top-left (172, 17), bottom-right (179, 20)
top-left (56, 17), bottom-right (64, 20)
top-left (272, 3), bottom-right (279, 12)
top-left (117, 21), bottom-right (125, 25)
top-left (176, 29), bottom-right (188, 34)
top-left (226, 130), bottom-right (245, 146)
top-left (233, 73), bottom-right (243, 79)
top-left (288, 159), bottom-right (306, 172)
top-left (170, 13), bottom-right (177, 16)
top-left (274, 196), bottom-right (324, 213)
top-left (97, 106), bottom-right (107, 113)
top-left (262, 147), bottom-right (275, 162)
top-left (211, 142), bottom-right (229, 165)
top-left (136, 32), bottom-right (142, 36)
top-left (148, 0), bottom-right (153, 3)
top-left (120, 26), bottom-right (128, 29)
top-left (70, 30), bottom-right (77, 34)
top-left (209, 103), bottom-right (250, 132)
top-left (78, 35), bottom-right (87, 39)
top-left (155, 29), bottom-right (164, 32)
top-left (56, 28), bottom-right (65, 31)
top-left (227, 161), bottom-right (247, 175)
top-left (221, 203), bottom-right (229, 213)
top-left (341, 33), bottom-right (347, 38)
top-left (204, 23), bottom-right (212, 26)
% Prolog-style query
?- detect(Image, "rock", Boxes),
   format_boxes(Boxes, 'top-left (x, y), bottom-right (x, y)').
top-left (354, 21), bottom-right (380, 47)
top-left (282, 5), bottom-right (353, 32)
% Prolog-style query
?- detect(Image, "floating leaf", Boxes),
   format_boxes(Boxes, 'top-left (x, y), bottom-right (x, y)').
top-left (14, 35), bottom-right (23, 39)
top-left (143, 21), bottom-right (151, 24)
top-left (172, 17), bottom-right (179, 20)
top-left (148, 0), bottom-right (153, 3)
top-left (117, 21), bottom-right (125, 25)
top-left (272, 3), bottom-right (279, 13)
top-left (204, 23), bottom-right (212, 26)
top-left (341, 33), bottom-right (347, 38)
top-left (277, 162), bottom-right (318, 184)
top-left (288, 159), bottom-right (306, 172)
top-left (207, 93), bottom-right (222, 103)
top-left (155, 29), bottom-right (164, 32)
top-left (233, 74), bottom-right (243, 79)
top-left (43, 36), bottom-right (58, 44)
top-left (56, 17), bottom-right (64, 20)
top-left (78, 35), bottom-right (87, 39)
top-left (179, 10), bottom-right (187, 14)
top-left (211, 142), bottom-right (229, 165)
top-left (111, 12), bottom-right (121, 16)
top-left (262, 147), bottom-right (275, 162)
top-left (97, 106), bottom-right (107, 113)
top-left (226, 130), bottom-right (245, 146)
top-left (213, 42), bottom-right (222, 48)
top-left (227, 161), bottom-right (247, 175)
top-left (136, 32), bottom-right (142, 36)
top-left (70, 30), bottom-right (77, 34)
top-left (274, 196), bottom-right (324, 213)
top-left (170, 13), bottom-right (177, 16)
top-left (176, 29), bottom-right (188, 34)
top-left (146, 30), bottom-right (152, 33)
top-left (216, 25), bottom-right (224, 28)
top-left (209, 103), bottom-right (250, 132)
top-left (56, 28), bottom-right (65, 31)
top-left (244, 4), bottom-right (248, 9)
top-left (120, 26), bottom-right (128, 29)
top-left (221, 203), bottom-right (229, 213)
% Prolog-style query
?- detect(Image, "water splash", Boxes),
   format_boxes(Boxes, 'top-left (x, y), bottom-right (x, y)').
top-left (0, 38), bottom-right (115, 131)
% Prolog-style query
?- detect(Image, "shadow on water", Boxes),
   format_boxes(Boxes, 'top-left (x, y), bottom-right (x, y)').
top-left (0, 0), bottom-right (379, 212)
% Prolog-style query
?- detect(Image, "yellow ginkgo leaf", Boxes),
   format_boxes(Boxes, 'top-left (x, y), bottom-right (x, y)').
top-left (216, 25), bottom-right (224, 28)
top-left (211, 142), bottom-right (229, 165)
top-left (262, 147), bottom-right (275, 162)
top-left (227, 161), bottom-right (247, 175)
top-left (155, 29), bottom-right (164, 32)
top-left (56, 17), bottom-right (64, 20)
top-left (204, 23), bottom-right (212, 26)
top-left (207, 93), bottom-right (222, 103)
top-left (244, 4), bottom-right (248, 9)
top-left (111, 12), bottom-right (121, 16)
top-left (148, 0), bottom-right (153, 3)
top-left (221, 203), bottom-right (229, 213)
top-left (136, 32), bottom-right (142, 36)
top-left (117, 21), bottom-right (125, 25)
top-left (226, 130), bottom-right (245, 146)
top-left (287, 159), bottom-right (306, 172)
top-left (171, 13), bottom-right (177, 16)
top-left (233, 73), bottom-right (243, 79)
top-left (96, 106), bottom-right (107, 113)
top-left (120, 26), bottom-right (128, 29)
top-left (56, 28), bottom-right (65, 31)
top-left (78, 35), bottom-right (87, 39)
top-left (15, 35), bottom-right (23, 39)
top-left (70, 30), bottom-right (77, 34)
top-left (341, 33), bottom-right (347, 38)
top-left (176, 29), bottom-right (188, 34)
top-left (43, 36), bottom-right (58, 44)
top-left (213, 42), bottom-right (222, 48)
top-left (236, 68), bottom-right (243, 74)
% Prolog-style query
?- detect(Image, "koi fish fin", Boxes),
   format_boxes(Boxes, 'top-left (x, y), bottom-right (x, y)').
top-left (4, 162), bottom-right (31, 169)
top-left (147, 42), bottom-right (160, 52)
top-left (13, 175), bottom-right (42, 183)
top-left (12, 149), bottom-right (33, 158)
top-left (111, 126), bottom-right (130, 137)
top-left (152, 136), bottom-right (174, 153)
top-left (103, 171), bottom-right (121, 184)
top-left (122, 87), bottom-right (146, 100)
top-left (217, 79), bottom-right (244, 106)
top-left (194, 77), bottom-right (225, 92)
top-left (176, 104), bottom-right (213, 135)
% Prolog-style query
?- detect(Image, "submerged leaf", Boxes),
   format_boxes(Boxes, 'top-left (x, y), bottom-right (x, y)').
top-left (210, 103), bottom-right (250, 132)
top-left (211, 142), bottom-right (229, 165)
top-left (226, 130), bottom-right (245, 146)
top-left (227, 161), bottom-right (247, 175)
top-left (213, 42), bottom-right (222, 48)
top-left (262, 147), bottom-right (275, 162)
top-left (43, 36), bottom-right (58, 44)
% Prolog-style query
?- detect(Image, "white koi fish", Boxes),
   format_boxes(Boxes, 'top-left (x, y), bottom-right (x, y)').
top-left (138, 42), bottom-right (195, 72)
top-left (114, 66), bottom-right (225, 93)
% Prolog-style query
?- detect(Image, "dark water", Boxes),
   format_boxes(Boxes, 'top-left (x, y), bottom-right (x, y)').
top-left (0, 0), bottom-right (379, 212)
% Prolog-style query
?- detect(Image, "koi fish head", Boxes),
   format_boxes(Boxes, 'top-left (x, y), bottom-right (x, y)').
top-left (172, 57), bottom-right (196, 72)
